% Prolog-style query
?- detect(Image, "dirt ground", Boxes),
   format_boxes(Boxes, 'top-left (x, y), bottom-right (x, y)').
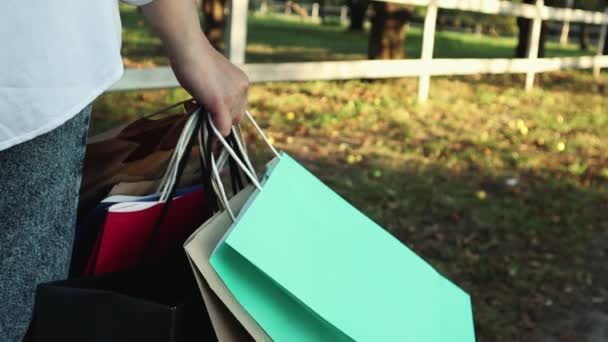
top-left (531, 231), bottom-right (608, 342)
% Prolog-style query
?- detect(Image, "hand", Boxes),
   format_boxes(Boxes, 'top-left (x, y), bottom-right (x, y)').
top-left (141, 0), bottom-right (249, 136)
top-left (169, 39), bottom-right (249, 136)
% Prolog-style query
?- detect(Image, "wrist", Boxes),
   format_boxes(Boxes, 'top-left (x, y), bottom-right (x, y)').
top-left (168, 34), bottom-right (214, 69)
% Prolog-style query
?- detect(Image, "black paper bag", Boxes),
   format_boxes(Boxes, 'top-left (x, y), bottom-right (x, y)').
top-left (31, 259), bottom-right (216, 342)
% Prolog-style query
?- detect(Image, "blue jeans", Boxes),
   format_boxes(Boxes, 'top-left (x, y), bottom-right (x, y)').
top-left (0, 105), bottom-right (92, 342)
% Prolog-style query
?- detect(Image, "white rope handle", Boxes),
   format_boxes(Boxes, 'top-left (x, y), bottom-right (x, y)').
top-left (245, 110), bottom-right (281, 159)
top-left (204, 110), bottom-right (282, 221)
top-left (231, 125), bottom-right (256, 178)
top-left (210, 152), bottom-right (236, 220)
top-left (158, 108), bottom-right (200, 202)
top-left (198, 126), bottom-right (229, 201)
top-left (159, 119), bottom-right (192, 199)
top-left (196, 111), bottom-right (249, 220)
top-left (207, 112), bottom-right (263, 191)
top-left (207, 110), bottom-right (282, 185)
top-left (162, 110), bottom-right (201, 201)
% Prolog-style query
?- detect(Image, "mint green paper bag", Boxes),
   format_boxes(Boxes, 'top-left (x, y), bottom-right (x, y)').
top-left (209, 152), bottom-right (475, 341)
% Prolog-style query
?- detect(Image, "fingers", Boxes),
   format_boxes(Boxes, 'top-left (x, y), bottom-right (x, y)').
top-left (231, 70), bottom-right (249, 126)
top-left (231, 98), bottom-right (246, 126)
top-left (173, 47), bottom-right (249, 136)
top-left (211, 86), bottom-right (247, 136)
top-left (212, 106), bottom-right (233, 137)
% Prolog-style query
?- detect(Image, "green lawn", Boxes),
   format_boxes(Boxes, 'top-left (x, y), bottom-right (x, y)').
top-left (94, 6), bottom-right (608, 341)
top-left (119, 7), bottom-right (593, 66)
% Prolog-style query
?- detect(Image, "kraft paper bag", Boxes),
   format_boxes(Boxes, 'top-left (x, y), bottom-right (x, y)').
top-left (184, 185), bottom-right (268, 342)
top-left (108, 170), bottom-right (200, 197)
top-left (79, 101), bottom-right (193, 216)
top-left (210, 153), bottom-right (476, 341)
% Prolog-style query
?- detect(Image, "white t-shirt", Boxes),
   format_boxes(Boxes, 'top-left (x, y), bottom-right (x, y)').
top-left (0, 0), bottom-right (154, 151)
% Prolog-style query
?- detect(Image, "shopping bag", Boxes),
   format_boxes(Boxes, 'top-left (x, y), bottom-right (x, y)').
top-left (32, 258), bottom-right (215, 342)
top-left (83, 108), bottom-right (211, 276)
top-left (32, 107), bottom-right (217, 342)
top-left (184, 185), bottom-right (265, 342)
top-left (70, 185), bottom-right (203, 276)
top-left (206, 112), bottom-right (476, 341)
top-left (106, 164), bottom-right (201, 197)
top-left (78, 104), bottom-right (246, 277)
top-left (84, 186), bottom-right (207, 275)
top-left (79, 100), bottom-right (195, 216)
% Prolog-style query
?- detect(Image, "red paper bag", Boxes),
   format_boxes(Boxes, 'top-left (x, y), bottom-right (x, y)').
top-left (86, 188), bottom-right (207, 275)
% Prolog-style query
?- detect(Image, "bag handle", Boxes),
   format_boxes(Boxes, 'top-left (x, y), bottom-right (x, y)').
top-left (138, 107), bottom-right (204, 266)
top-left (141, 105), bottom-right (245, 266)
top-left (207, 111), bottom-right (281, 220)
top-left (198, 115), bottom-right (251, 213)
top-left (157, 108), bottom-right (200, 201)
top-left (143, 99), bottom-right (196, 120)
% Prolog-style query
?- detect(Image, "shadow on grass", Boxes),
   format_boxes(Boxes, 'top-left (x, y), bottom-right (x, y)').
top-left (242, 139), bottom-right (607, 342)
top-left (448, 70), bottom-right (608, 97)
top-left (244, 15), bottom-right (591, 63)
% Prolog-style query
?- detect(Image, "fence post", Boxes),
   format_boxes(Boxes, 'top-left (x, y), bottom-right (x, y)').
top-left (593, 8), bottom-right (608, 79)
top-left (418, 0), bottom-right (438, 103)
top-left (285, 1), bottom-right (292, 15)
top-left (225, 0), bottom-right (249, 64)
top-left (559, 0), bottom-right (573, 46)
top-left (312, 3), bottom-right (320, 23)
top-left (525, 0), bottom-right (543, 92)
top-left (259, 0), bottom-right (268, 14)
top-left (340, 5), bottom-right (348, 26)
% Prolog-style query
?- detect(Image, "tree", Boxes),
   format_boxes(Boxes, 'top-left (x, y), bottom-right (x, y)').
top-left (579, 23), bottom-right (590, 51)
top-left (202, 0), bottom-right (227, 51)
top-left (514, 0), bottom-right (559, 58)
top-left (318, 0), bottom-right (327, 23)
top-left (368, 2), bottom-right (412, 59)
top-left (573, 0), bottom-right (606, 51)
top-left (347, 0), bottom-right (369, 31)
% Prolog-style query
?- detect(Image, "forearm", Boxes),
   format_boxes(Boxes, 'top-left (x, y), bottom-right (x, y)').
top-left (141, 0), bottom-right (212, 63)
top-left (137, 0), bottom-right (249, 135)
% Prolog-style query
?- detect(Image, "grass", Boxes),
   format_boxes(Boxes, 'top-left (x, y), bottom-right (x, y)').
top-left (94, 6), bottom-right (608, 341)
top-left (119, 7), bottom-right (593, 66)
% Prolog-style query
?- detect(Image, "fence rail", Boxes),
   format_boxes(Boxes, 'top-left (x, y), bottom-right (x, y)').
top-left (113, 0), bottom-right (608, 103)
top-left (111, 56), bottom-right (608, 91)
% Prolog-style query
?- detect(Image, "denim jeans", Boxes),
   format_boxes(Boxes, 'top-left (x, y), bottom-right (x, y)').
top-left (0, 105), bottom-right (92, 342)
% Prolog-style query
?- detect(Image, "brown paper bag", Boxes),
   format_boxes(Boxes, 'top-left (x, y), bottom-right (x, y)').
top-left (184, 186), bottom-right (270, 342)
top-left (79, 101), bottom-right (196, 214)
top-left (108, 164), bottom-right (202, 197)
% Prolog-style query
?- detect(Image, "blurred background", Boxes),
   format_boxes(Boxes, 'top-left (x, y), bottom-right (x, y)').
top-left (94, 0), bottom-right (608, 340)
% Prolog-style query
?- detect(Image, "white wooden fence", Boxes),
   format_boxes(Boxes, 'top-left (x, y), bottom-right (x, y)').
top-left (264, 2), bottom-right (350, 25)
top-left (111, 0), bottom-right (608, 103)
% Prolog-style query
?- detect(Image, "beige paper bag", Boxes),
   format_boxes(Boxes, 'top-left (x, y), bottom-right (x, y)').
top-left (184, 186), bottom-right (271, 342)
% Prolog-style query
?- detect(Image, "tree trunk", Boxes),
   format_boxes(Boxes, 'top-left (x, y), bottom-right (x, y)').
top-left (203, 0), bottom-right (227, 52)
top-left (515, 0), bottom-right (556, 58)
top-left (319, 0), bottom-right (326, 23)
top-left (579, 23), bottom-right (590, 51)
top-left (347, 0), bottom-right (369, 31)
top-left (515, 15), bottom-right (530, 58)
top-left (368, 2), bottom-right (411, 59)
top-left (436, 9), bottom-right (445, 32)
